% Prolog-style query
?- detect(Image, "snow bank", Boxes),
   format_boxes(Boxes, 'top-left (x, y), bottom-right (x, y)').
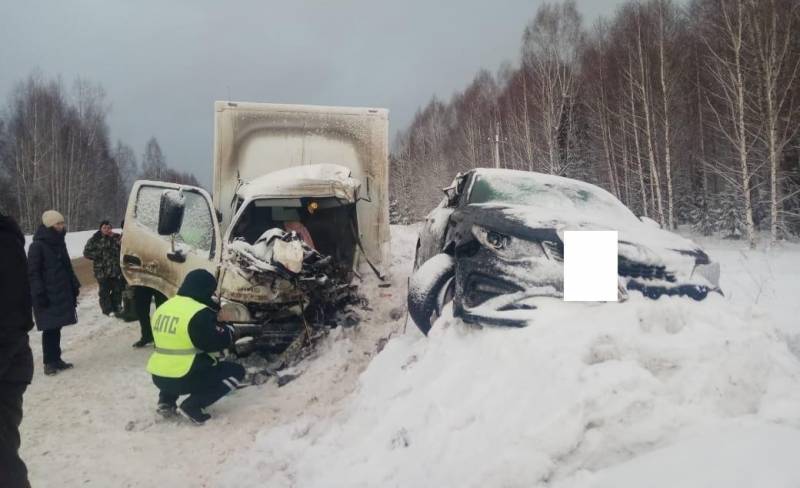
top-left (24, 229), bottom-right (101, 259)
top-left (688, 232), bottom-right (800, 336)
top-left (571, 422), bottom-right (800, 488)
top-left (218, 237), bottom-right (800, 487)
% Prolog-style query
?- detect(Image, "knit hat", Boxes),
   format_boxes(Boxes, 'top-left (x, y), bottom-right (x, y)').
top-left (42, 210), bottom-right (65, 228)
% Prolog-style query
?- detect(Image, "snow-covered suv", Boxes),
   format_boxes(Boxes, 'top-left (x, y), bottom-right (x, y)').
top-left (408, 168), bottom-right (722, 334)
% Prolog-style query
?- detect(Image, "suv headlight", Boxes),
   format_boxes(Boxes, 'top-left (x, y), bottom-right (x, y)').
top-left (471, 225), bottom-right (543, 261)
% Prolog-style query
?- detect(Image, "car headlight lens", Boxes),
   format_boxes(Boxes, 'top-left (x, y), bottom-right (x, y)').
top-left (471, 225), bottom-right (544, 260)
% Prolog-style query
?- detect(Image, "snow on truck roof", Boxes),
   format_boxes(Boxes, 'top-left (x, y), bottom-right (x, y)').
top-left (215, 100), bottom-right (388, 118)
top-left (236, 163), bottom-right (359, 202)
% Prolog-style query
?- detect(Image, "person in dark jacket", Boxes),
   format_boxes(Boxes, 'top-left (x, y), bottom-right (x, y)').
top-left (83, 220), bottom-right (124, 316)
top-left (28, 210), bottom-right (80, 376)
top-left (147, 269), bottom-right (245, 424)
top-left (0, 213), bottom-right (34, 488)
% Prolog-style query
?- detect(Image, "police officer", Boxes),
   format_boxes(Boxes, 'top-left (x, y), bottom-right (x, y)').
top-left (147, 269), bottom-right (245, 424)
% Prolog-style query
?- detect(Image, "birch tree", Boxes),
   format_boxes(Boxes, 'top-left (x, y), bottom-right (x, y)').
top-left (522, 0), bottom-right (583, 175)
top-left (703, 0), bottom-right (758, 247)
top-left (656, 0), bottom-right (679, 228)
top-left (746, 0), bottom-right (800, 242)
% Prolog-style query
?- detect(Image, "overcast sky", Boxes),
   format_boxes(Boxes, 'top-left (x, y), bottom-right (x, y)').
top-left (1, 0), bottom-right (624, 187)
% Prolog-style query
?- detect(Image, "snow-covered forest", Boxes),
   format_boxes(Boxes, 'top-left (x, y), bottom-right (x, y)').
top-left (391, 0), bottom-right (800, 247)
top-left (0, 73), bottom-right (200, 233)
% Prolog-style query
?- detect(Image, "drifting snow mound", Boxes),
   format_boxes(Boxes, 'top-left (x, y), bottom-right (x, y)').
top-left (219, 291), bottom-right (800, 487)
top-left (570, 421), bottom-right (800, 488)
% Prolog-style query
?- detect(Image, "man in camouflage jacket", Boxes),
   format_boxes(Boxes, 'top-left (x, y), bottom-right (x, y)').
top-left (83, 220), bottom-right (124, 316)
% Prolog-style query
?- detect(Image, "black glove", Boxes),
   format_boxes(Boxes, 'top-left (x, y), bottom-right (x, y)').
top-left (219, 323), bottom-right (238, 341)
top-left (233, 324), bottom-right (261, 339)
top-left (35, 295), bottom-right (49, 308)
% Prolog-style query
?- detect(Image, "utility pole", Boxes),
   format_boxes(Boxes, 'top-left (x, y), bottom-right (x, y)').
top-left (492, 120), bottom-right (501, 168)
top-left (486, 118), bottom-right (506, 168)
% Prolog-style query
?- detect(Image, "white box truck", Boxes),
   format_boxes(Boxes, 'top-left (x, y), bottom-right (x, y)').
top-left (120, 101), bottom-right (389, 349)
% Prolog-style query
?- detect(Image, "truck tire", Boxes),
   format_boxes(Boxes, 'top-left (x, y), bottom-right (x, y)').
top-left (407, 253), bottom-right (455, 336)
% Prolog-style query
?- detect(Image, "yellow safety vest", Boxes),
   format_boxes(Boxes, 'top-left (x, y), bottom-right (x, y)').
top-left (146, 295), bottom-right (211, 378)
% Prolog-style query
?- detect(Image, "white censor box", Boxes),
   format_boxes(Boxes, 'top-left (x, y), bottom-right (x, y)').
top-left (563, 230), bottom-right (618, 302)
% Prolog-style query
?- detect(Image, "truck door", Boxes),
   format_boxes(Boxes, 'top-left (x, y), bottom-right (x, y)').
top-left (120, 181), bottom-right (222, 298)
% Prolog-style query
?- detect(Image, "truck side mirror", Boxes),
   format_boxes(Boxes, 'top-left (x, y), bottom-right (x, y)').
top-left (158, 190), bottom-right (186, 236)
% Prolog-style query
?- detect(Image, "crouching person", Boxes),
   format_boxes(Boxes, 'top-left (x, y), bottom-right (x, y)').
top-left (147, 269), bottom-right (244, 425)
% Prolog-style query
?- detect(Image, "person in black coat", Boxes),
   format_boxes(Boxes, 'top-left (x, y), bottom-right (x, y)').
top-left (28, 210), bottom-right (80, 376)
top-left (0, 212), bottom-right (34, 488)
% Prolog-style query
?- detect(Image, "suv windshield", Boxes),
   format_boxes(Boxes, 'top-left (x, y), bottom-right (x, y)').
top-left (468, 171), bottom-right (638, 222)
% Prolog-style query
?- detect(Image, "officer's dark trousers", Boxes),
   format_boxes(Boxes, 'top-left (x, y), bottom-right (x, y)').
top-left (0, 382), bottom-right (31, 488)
top-left (153, 361), bottom-right (246, 410)
top-left (41, 328), bottom-right (62, 364)
top-left (133, 286), bottom-right (166, 342)
top-left (97, 277), bottom-right (124, 315)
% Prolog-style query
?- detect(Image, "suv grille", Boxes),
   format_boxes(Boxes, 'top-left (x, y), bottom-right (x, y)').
top-left (618, 256), bottom-right (676, 282)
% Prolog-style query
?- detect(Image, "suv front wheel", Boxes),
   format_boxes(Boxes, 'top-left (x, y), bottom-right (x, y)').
top-left (407, 253), bottom-right (455, 335)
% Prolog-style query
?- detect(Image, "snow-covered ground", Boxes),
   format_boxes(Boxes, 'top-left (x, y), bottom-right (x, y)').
top-left (20, 225), bottom-right (417, 487)
top-left (24, 228), bottom-right (112, 258)
top-left (20, 226), bottom-right (800, 487)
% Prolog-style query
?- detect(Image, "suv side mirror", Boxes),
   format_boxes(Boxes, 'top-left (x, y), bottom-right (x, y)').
top-left (443, 185), bottom-right (459, 207)
top-left (442, 172), bottom-right (467, 207)
top-left (158, 190), bottom-right (185, 236)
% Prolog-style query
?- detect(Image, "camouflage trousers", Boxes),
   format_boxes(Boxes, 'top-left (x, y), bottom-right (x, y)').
top-left (97, 277), bottom-right (125, 315)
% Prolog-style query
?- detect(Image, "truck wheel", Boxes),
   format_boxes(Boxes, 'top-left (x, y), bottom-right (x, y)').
top-left (408, 253), bottom-right (455, 336)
